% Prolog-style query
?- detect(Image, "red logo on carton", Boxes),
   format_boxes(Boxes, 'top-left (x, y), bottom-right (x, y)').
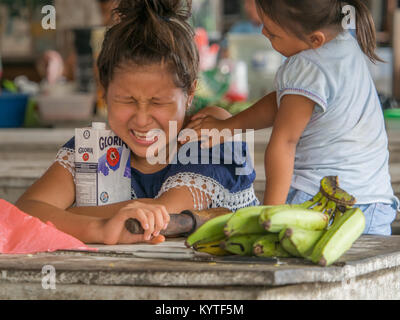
top-left (107, 148), bottom-right (120, 167)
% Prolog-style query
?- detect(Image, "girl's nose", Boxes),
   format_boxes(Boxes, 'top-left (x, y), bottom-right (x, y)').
top-left (133, 107), bottom-right (153, 128)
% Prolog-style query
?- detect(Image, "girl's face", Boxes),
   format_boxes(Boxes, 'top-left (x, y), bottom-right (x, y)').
top-left (106, 63), bottom-right (194, 162)
top-left (256, 7), bottom-right (310, 57)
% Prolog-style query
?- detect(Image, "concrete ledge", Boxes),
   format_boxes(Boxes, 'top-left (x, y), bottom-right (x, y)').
top-left (1, 265), bottom-right (400, 300)
top-left (1, 236), bottom-right (400, 288)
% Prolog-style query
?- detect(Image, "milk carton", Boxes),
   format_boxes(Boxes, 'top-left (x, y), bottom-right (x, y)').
top-left (75, 122), bottom-right (131, 206)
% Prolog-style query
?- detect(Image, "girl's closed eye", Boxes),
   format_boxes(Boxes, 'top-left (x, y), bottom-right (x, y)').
top-left (263, 27), bottom-right (277, 39)
top-left (114, 96), bottom-right (137, 104)
top-left (151, 99), bottom-right (172, 106)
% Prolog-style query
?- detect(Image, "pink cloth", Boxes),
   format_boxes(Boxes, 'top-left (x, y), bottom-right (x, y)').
top-left (0, 199), bottom-right (97, 254)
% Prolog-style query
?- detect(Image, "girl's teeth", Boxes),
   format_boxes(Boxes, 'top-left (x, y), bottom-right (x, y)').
top-left (133, 130), bottom-right (157, 141)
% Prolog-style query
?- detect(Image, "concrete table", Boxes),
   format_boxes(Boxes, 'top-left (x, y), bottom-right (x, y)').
top-left (0, 235), bottom-right (400, 300)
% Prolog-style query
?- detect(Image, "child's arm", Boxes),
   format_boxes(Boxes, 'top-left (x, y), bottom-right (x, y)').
top-left (16, 162), bottom-right (201, 244)
top-left (264, 95), bottom-right (315, 205)
top-left (190, 106), bottom-right (233, 121)
top-left (185, 91), bottom-right (278, 134)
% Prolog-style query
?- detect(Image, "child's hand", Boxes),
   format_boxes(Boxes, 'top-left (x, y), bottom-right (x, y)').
top-left (179, 115), bottom-right (232, 148)
top-left (100, 202), bottom-right (170, 245)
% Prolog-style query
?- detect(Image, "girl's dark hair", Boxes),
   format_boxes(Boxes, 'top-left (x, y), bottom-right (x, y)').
top-left (255, 0), bottom-right (382, 63)
top-left (97, 0), bottom-right (199, 93)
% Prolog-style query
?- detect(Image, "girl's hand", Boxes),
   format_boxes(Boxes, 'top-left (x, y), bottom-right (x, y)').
top-left (179, 116), bottom-right (233, 148)
top-left (100, 201), bottom-right (170, 245)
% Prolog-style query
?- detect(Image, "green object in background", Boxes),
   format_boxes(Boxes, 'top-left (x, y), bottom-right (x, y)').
top-left (2, 79), bottom-right (18, 93)
top-left (192, 68), bottom-right (255, 116)
top-left (23, 99), bottom-right (41, 128)
top-left (192, 68), bottom-right (230, 115)
top-left (225, 101), bottom-right (253, 115)
top-left (384, 109), bottom-right (400, 119)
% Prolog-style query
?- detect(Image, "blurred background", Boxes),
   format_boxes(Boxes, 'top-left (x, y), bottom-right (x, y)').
top-left (0, 0), bottom-right (399, 129)
top-left (1, 0), bottom-right (400, 217)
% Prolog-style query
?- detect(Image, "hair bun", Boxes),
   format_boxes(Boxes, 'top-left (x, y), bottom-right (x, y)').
top-left (116, 0), bottom-right (192, 22)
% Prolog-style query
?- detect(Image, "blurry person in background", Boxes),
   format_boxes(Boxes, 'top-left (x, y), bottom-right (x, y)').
top-left (220, 0), bottom-right (263, 57)
top-left (36, 0), bottom-right (119, 84)
top-left (230, 0), bottom-right (263, 34)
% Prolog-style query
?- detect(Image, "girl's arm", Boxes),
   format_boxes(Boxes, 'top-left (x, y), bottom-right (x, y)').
top-left (15, 163), bottom-right (104, 243)
top-left (192, 106), bottom-right (233, 121)
top-left (186, 91), bottom-right (278, 133)
top-left (15, 163), bottom-right (198, 244)
top-left (263, 95), bottom-right (315, 205)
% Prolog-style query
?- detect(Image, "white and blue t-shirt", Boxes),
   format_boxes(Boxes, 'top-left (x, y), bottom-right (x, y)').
top-left (274, 31), bottom-right (398, 208)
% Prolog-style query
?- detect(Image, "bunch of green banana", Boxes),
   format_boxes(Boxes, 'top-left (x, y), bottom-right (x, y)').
top-left (186, 176), bottom-right (365, 267)
top-left (253, 234), bottom-right (291, 258)
top-left (308, 208), bottom-right (365, 266)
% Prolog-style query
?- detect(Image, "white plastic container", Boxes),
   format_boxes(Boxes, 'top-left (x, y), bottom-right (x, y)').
top-left (227, 33), bottom-right (284, 101)
top-left (36, 93), bottom-right (95, 122)
top-left (74, 122), bottom-right (131, 207)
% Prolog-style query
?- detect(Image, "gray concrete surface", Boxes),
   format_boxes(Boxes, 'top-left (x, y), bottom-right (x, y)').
top-left (0, 236), bottom-right (400, 299)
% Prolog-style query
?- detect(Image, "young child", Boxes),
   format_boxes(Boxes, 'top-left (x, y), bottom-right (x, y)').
top-left (16, 0), bottom-right (259, 245)
top-left (186, 0), bottom-right (399, 236)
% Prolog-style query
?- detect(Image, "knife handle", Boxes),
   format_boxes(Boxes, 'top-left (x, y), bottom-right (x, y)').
top-left (125, 210), bottom-right (196, 237)
top-left (125, 207), bottom-right (232, 238)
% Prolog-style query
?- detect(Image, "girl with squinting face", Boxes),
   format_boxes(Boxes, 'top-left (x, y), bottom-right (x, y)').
top-left (15, 0), bottom-right (260, 246)
top-left (107, 64), bottom-right (194, 173)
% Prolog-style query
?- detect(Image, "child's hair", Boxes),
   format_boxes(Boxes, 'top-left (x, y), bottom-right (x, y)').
top-left (97, 0), bottom-right (199, 94)
top-left (255, 0), bottom-right (382, 63)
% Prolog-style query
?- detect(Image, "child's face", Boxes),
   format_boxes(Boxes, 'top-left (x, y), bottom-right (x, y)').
top-left (106, 63), bottom-right (193, 161)
top-left (256, 8), bottom-right (311, 57)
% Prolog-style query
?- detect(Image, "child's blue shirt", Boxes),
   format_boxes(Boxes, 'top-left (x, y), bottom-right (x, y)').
top-left (274, 31), bottom-right (398, 208)
top-left (58, 138), bottom-right (260, 212)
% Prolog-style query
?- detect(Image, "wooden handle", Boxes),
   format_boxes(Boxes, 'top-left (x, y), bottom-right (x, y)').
top-left (125, 207), bottom-right (232, 238)
top-left (125, 212), bottom-right (195, 237)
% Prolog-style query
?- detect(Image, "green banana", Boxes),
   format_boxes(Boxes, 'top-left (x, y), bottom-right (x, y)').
top-left (185, 213), bottom-right (234, 247)
top-left (309, 208), bottom-right (365, 266)
top-left (325, 200), bottom-right (337, 219)
top-left (320, 176), bottom-right (356, 207)
top-left (224, 206), bottom-right (272, 237)
top-left (332, 208), bottom-right (344, 226)
top-left (193, 240), bottom-right (231, 256)
top-left (320, 176), bottom-right (339, 196)
top-left (279, 234), bottom-right (301, 257)
top-left (259, 207), bottom-right (329, 233)
top-left (253, 234), bottom-right (291, 258)
top-left (311, 196), bottom-right (329, 212)
top-left (300, 191), bottom-right (324, 209)
top-left (220, 234), bottom-right (264, 256)
top-left (280, 227), bottom-right (325, 258)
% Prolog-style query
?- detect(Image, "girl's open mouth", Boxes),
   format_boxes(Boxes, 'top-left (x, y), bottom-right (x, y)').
top-left (130, 129), bottom-right (160, 146)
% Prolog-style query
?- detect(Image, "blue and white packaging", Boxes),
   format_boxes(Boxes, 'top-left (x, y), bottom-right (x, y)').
top-left (74, 122), bottom-right (131, 206)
